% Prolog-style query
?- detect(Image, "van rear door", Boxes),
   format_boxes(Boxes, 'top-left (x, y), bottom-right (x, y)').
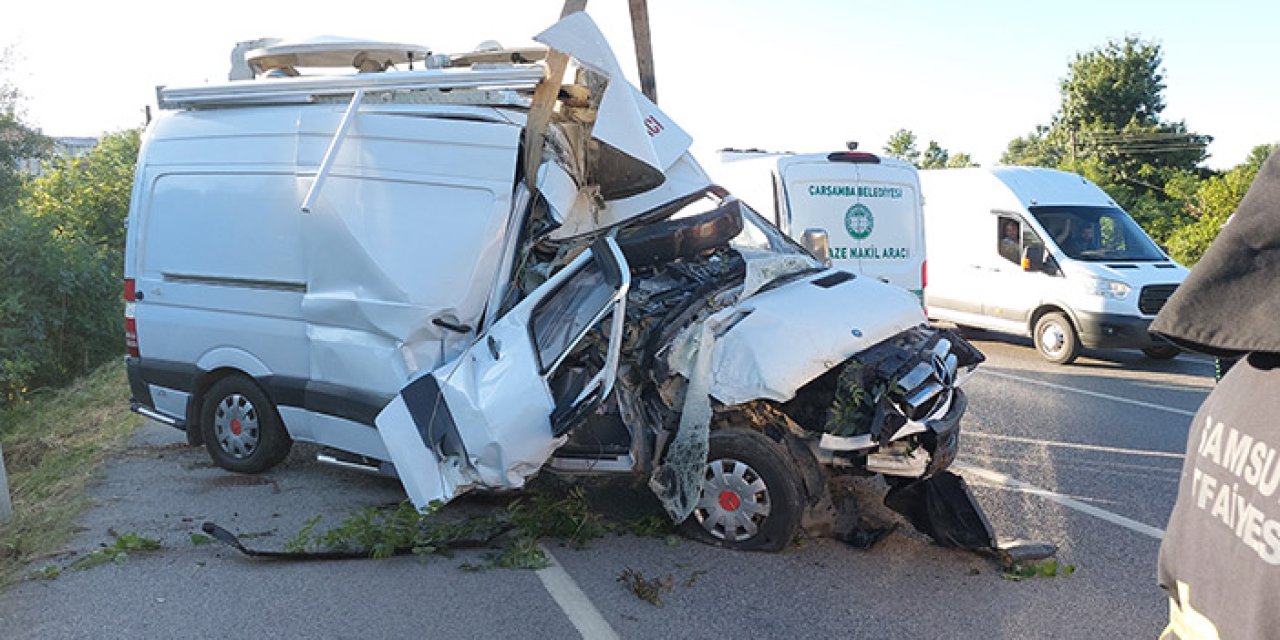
top-left (375, 238), bottom-right (630, 510)
top-left (780, 155), bottom-right (924, 296)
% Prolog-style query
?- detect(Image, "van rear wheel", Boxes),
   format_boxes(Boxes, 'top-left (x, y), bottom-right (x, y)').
top-left (1034, 312), bottom-right (1080, 365)
top-left (680, 427), bottom-right (803, 552)
top-left (200, 376), bottom-right (292, 473)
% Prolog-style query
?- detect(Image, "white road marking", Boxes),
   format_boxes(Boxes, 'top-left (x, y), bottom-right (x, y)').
top-left (955, 462), bottom-right (1166, 540)
top-left (965, 431), bottom-right (1185, 460)
top-left (537, 544), bottom-right (620, 640)
top-left (978, 368), bottom-right (1197, 417)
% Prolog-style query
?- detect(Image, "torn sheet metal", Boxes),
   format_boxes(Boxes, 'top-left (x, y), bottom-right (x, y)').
top-left (670, 270), bottom-right (927, 406)
top-left (735, 247), bottom-right (818, 301)
top-left (549, 152), bottom-right (711, 239)
top-left (534, 12), bottom-right (693, 174)
top-left (297, 109), bottom-right (521, 398)
top-left (649, 312), bottom-right (721, 522)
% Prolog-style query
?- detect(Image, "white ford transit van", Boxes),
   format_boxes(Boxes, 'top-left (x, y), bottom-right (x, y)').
top-left (920, 167), bottom-right (1187, 364)
top-left (124, 14), bottom-right (986, 550)
top-left (711, 149), bottom-right (926, 299)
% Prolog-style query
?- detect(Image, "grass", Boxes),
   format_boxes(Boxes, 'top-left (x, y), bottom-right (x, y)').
top-left (0, 359), bottom-right (142, 588)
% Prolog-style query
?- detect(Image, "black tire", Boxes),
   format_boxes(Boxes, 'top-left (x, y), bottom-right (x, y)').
top-left (1033, 312), bottom-right (1080, 365)
top-left (679, 427), bottom-right (804, 552)
top-left (1142, 345), bottom-right (1180, 360)
top-left (200, 376), bottom-right (292, 473)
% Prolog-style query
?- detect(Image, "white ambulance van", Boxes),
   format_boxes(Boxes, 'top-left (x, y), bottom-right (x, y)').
top-left (712, 149), bottom-right (927, 299)
top-left (920, 166), bottom-right (1187, 364)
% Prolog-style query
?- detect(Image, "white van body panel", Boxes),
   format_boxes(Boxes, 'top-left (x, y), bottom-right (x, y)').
top-left (701, 271), bottom-right (927, 405)
top-left (712, 151), bottom-right (926, 297)
top-left (129, 104), bottom-right (523, 445)
top-left (921, 167), bottom-right (1188, 354)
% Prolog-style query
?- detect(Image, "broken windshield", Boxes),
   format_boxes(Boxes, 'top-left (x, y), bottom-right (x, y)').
top-left (1030, 205), bottom-right (1164, 262)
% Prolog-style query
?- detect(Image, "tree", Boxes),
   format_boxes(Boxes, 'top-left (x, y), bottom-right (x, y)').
top-left (883, 129), bottom-right (920, 165)
top-left (920, 141), bottom-right (949, 169)
top-left (0, 127), bottom-right (141, 404)
top-left (1003, 37), bottom-right (1208, 187)
top-left (1001, 125), bottom-right (1065, 167)
top-left (1060, 37), bottom-right (1165, 131)
top-left (0, 48), bottom-right (49, 210)
top-left (885, 130), bottom-right (976, 169)
top-left (22, 129), bottom-right (141, 253)
top-left (1164, 144), bottom-right (1278, 265)
top-left (946, 152), bottom-right (976, 168)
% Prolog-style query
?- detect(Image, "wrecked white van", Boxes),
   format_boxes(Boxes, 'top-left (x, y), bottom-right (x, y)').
top-left (125, 14), bottom-right (983, 550)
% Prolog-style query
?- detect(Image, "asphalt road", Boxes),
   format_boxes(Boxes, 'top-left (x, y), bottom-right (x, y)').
top-left (0, 332), bottom-right (1212, 639)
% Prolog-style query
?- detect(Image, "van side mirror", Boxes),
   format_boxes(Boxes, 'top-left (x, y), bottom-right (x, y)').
top-left (1021, 244), bottom-right (1043, 272)
top-left (801, 228), bottom-right (833, 266)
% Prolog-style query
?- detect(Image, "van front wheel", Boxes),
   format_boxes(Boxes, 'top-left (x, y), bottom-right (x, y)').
top-left (1034, 312), bottom-right (1080, 365)
top-left (200, 376), bottom-right (292, 473)
top-left (681, 428), bottom-right (803, 552)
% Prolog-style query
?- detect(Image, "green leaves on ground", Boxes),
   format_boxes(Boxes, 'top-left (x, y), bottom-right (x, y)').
top-left (283, 485), bottom-right (613, 570)
top-left (35, 531), bottom-right (162, 579)
top-left (1002, 559), bottom-right (1076, 582)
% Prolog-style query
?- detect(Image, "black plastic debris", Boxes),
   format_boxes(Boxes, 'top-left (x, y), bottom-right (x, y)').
top-left (200, 520), bottom-right (510, 561)
top-left (883, 471), bottom-right (996, 550)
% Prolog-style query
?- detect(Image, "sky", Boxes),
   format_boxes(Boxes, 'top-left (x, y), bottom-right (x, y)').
top-left (3, 0), bottom-right (1276, 170)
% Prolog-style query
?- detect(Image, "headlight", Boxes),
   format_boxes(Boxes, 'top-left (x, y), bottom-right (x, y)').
top-left (1083, 277), bottom-right (1131, 299)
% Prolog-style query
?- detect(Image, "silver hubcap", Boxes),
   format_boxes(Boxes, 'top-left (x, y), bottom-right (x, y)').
top-left (692, 458), bottom-right (771, 542)
top-left (213, 393), bottom-right (260, 459)
top-left (1040, 322), bottom-right (1066, 357)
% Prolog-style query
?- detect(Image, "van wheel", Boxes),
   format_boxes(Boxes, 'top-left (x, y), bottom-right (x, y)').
top-left (680, 428), bottom-right (803, 552)
top-left (1142, 345), bottom-right (1179, 360)
top-left (1034, 312), bottom-right (1080, 364)
top-left (200, 376), bottom-right (292, 473)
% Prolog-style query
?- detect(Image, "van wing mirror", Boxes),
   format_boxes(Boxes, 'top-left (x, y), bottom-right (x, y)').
top-left (1021, 244), bottom-right (1043, 272)
top-left (801, 228), bottom-right (832, 266)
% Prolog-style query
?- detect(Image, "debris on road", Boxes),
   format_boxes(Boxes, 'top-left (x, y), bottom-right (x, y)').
top-left (617, 567), bottom-right (674, 607)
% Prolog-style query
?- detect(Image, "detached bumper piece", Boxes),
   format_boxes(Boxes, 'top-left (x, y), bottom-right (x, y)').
top-left (884, 471), bottom-right (995, 550)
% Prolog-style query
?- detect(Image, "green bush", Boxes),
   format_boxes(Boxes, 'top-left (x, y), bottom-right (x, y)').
top-left (0, 129), bottom-right (138, 405)
top-left (0, 210), bottom-right (122, 404)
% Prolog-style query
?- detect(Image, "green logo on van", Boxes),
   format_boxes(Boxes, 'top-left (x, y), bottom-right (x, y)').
top-left (844, 204), bottom-right (874, 240)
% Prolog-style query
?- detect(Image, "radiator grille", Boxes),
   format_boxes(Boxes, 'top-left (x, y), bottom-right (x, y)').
top-left (1139, 284), bottom-right (1177, 315)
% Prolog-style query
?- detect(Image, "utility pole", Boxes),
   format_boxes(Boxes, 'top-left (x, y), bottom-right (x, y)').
top-left (523, 0), bottom-right (589, 189)
top-left (628, 0), bottom-right (658, 104)
top-left (0, 443), bottom-right (12, 524)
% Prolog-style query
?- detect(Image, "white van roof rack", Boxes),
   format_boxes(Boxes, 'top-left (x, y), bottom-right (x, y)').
top-left (245, 36), bottom-right (432, 74)
top-left (157, 66), bottom-right (544, 110)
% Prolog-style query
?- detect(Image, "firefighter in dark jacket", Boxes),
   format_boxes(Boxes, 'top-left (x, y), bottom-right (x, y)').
top-left (1151, 149), bottom-right (1280, 640)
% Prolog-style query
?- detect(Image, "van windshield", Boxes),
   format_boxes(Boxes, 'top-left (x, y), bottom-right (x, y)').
top-left (1030, 205), bottom-right (1165, 262)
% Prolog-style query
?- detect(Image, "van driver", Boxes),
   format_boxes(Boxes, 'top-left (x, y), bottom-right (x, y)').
top-left (999, 219), bottom-right (1021, 263)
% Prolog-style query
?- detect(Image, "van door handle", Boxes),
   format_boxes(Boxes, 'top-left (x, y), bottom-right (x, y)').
top-left (487, 336), bottom-right (501, 360)
top-left (433, 318), bottom-right (472, 334)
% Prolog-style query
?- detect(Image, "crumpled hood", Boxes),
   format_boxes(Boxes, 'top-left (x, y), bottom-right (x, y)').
top-left (1151, 150), bottom-right (1280, 356)
top-left (692, 271), bottom-right (927, 406)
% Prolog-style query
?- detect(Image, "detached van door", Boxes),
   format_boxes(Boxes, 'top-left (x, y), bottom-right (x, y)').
top-left (376, 238), bottom-right (631, 510)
